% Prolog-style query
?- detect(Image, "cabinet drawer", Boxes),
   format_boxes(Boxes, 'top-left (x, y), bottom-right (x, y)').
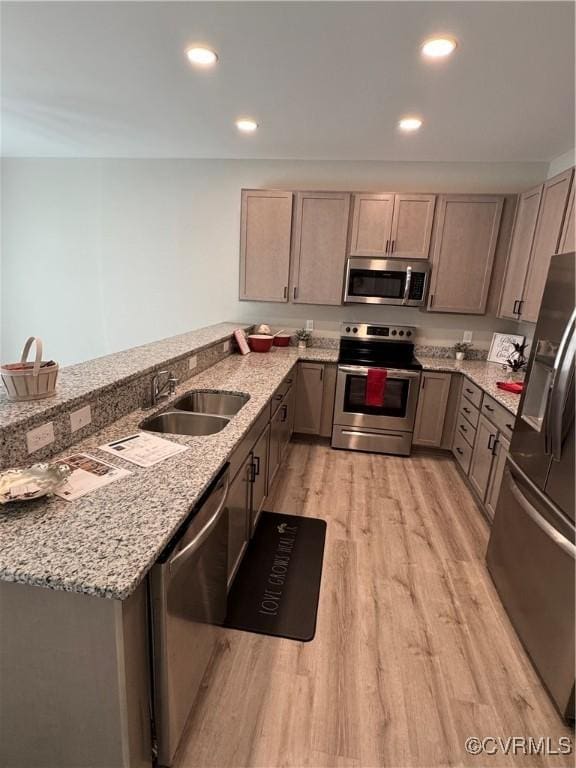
top-left (271, 370), bottom-right (296, 416)
top-left (458, 393), bottom-right (479, 427)
top-left (456, 413), bottom-right (476, 447)
top-left (461, 378), bottom-right (483, 409)
top-left (229, 406), bottom-right (270, 480)
top-left (453, 429), bottom-right (472, 474)
top-left (481, 394), bottom-right (515, 439)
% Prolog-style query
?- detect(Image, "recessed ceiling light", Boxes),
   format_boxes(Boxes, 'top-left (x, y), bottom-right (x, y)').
top-left (421, 36), bottom-right (457, 59)
top-left (235, 118), bottom-right (259, 133)
top-left (186, 46), bottom-right (218, 67)
top-left (398, 117), bottom-right (423, 132)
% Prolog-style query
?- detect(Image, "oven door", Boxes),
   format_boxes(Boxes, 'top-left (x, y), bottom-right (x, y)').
top-left (344, 257), bottom-right (429, 306)
top-left (334, 365), bottom-right (421, 431)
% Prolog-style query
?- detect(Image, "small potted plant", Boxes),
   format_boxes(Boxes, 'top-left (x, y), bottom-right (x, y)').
top-left (296, 328), bottom-right (312, 350)
top-left (454, 341), bottom-right (472, 361)
top-left (504, 340), bottom-right (529, 379)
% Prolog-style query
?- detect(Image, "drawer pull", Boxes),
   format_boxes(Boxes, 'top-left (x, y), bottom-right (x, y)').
top-left (460, 424), bottom-right (467, 432)
top-left (275, 394), bottom-right (283, 401)
top-left (485, 404), bottom-right (495, 412)
top-left (506, 423), bottom-right (513, 430)
top-left (465, 388), bottom-right (474, 395)
top-left (456, 447), bottom-right (463, 455)
top-left (463, 407), bottom-right (471, 414)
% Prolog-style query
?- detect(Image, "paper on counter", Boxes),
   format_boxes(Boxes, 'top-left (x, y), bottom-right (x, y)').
top-left (54, 453), bottom-right (131, 501)
top-left (99, 432), bottom-right (189, 468)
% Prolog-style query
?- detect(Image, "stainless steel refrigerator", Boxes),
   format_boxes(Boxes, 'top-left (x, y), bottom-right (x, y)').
top-left (487, 251), bottom-right (575, 722)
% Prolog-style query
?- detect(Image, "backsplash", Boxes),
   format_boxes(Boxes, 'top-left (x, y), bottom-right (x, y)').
top-left (299, 334), bottom-right (488, 360)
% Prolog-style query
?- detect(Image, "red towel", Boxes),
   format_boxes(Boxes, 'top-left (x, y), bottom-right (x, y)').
top-left (496, 381), bottom-right (524, 394)
top-left (365, 368), bottom-right (388, 407)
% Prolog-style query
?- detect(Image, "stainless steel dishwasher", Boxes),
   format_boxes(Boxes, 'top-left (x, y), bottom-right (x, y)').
top-left (149, 464), bottom-right (229, 767)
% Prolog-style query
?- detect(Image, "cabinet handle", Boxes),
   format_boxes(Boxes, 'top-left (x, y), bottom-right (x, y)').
top-left (491, 437), bottom-right (499, 457)
top-left (248, 463), bottom-right (256, 483)
top-left (391, 239), bottom-right (395, 253)
top-left (487, 433), bottom-right (496, 451)
top-left (513, 299), bottom-right (520, 314)
top-left (293, 287), bottom-right (298, 300)
top-left (283, 286), bottom-right (288, 300)
top-left (518, 300), bottom-right (524, 316)
top-left (253, 456), bottom-right (260, 476)
top-left (286, 378), bottom-right (293, 385)
top-left (385, 239), bottom-right (390, 253)
top-left (281, 404), bottom-right (288, 422)
top-left (485, 404), bottom-right (494, 412)
top-left (456, 447), bottom-right (463, 455)
top-left (320, 367), bottom-right (323, 382)
top-left (429, 294), bottom-right (434, 306)
top-left (463, 407), bottom-right (471, 414)
top-left (460, 423), bottom-right (467, 432)
top-left (506, 423), bottom-right (513, 430)
top-left (465, 388), bottom-right (473, 394)
top-left (275, 394), bottom-right (283, 401)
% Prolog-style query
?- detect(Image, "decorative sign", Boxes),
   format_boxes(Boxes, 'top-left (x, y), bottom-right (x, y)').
top-left (234, 328), bottom-right (251, 355)
top-left (487, 333), bottom-right (526, 365)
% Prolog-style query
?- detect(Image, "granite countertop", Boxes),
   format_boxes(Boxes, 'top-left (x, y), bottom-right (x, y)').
top-left (0, 322), bottom-right (249, 429)
top-left (0, 348), bottom-right (332, 601)
top-left (0, 346), bottom-right (520, 602)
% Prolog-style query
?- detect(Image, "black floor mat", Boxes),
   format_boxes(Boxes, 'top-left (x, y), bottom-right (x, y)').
top-left (224, 512), bottom-right (326, 642)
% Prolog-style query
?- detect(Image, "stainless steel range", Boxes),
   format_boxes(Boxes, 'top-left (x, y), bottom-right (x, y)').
top-left (331, 322), bottom-right (422, 456)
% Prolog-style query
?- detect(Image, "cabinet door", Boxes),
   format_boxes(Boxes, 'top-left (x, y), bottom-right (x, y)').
top-left (251, 425), bottom-right (270, 534)
top-left (349, 193), bottom-right (394, 257)
top-left (294, 363), bottom-right (324, 434)
top-left (227, 455), bottom-right (252, 585)
top-left (239, 189), bottom-right (293, 302)
top-left (390, 194), bottom-right (436, 259)
top-left (428, 195), bottom-right (504, 314)
top-left (559, 180), bottom-right (575, 254)
top-left (468, 415), bottom-right (498, 502)
top-left (522, 169), bottom-right (574, 322)
top-left (498, 185), bottom-right (543, 319)
top-left (319, 364), bottom-right (338, 438)
top-left (268, 406), bottom-right (283, 490)
top-left (413, 372), bottom-right (451, 447)
top-left (291, 192), bottom-right (351, 305)
top-left (485, 434), bottom-right (510, 521)
top-left (280, 385), bottom-right (294, 459)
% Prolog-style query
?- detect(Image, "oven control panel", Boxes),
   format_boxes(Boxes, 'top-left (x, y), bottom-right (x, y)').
top-left (341, 323), bottom-right (416, 341)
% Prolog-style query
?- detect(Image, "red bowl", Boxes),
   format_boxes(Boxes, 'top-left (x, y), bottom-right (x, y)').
top-left (248, 334), bottom-right (274, 353)
top-left (273, 334), bottom-right (291, 347)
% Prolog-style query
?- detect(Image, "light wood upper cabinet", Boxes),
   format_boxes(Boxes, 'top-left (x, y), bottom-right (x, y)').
top-left (498, 185), bottom-right (543, 320)
top-left (239, 189), bottom-right (293, 302)
top-left (559, 180), bottom-right (575, 254)
top-left (291, 192), bottom-right (351, 305)
top-left (390, 194), bottom-right (436, 259)
top-left (413, 372), bottom-right (452, 447)
top-left (428, 195), bottom-right (504, 314)
top-left (521, 168), bottom-right (573, 322)
top-left (349, 194), bottom-right (394, 257)
top-left (349, 193), bottom-right (435, 259)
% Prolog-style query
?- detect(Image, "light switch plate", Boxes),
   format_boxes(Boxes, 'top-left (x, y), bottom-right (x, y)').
top-left (26, 422), bottom-right (55, 454)
top-left (70, 404), bottom-right (92, 433)
top-left (223, 341), bottom-right (230, 353)
top-left (463, 331), bottom-right (473, 342)
top-left (188, 355), bottom-right (198, 370)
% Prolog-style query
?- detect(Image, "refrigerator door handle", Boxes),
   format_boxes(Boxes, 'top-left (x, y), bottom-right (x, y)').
top-left (546, 308), bottom-right (576, 460)
top-left (507, 467), bottom-right (576, 559)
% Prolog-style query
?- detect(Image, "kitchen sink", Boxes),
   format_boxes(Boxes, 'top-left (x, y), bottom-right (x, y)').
top-left (140, 412), bottom-right (230, 436)
top-left (172, 390), bottom-right (249, 416)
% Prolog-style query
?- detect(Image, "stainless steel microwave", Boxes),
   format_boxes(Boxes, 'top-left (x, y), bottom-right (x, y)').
top-left (344, 257), bottom-right (431, 306)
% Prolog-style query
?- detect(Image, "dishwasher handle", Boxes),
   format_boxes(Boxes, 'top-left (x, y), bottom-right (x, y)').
top-left (168, 473), bottom-right (229, 576)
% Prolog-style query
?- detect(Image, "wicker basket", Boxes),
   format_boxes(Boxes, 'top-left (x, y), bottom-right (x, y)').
top-left (1, 337), bottom-right (59, 401)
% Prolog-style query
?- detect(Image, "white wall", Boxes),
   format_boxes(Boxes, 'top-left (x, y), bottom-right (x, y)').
top-left (1, 158), bottom-right (548, 366)
top-left (547, 148), bottom-right (575, 178)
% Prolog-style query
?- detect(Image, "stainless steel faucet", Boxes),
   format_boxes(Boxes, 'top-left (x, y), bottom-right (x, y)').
top-left (150, 370), bottom-right (178, 407)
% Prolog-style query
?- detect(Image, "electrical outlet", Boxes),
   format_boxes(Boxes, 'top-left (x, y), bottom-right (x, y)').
top-left (463, 331), bottom-right (473, 343)
top-left (70, 405), bottom-right (92, 433)
top-left (188, 355), bottom-right (197, 370)
top-left (306, 320), bottom-right (314, 331)
top-left (26, 422), bottom-right (55, 454)
top-left (223, 341), bottom-right (230, 353)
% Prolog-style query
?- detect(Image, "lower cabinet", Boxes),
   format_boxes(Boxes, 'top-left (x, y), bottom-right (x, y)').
top-left (251, 424), bottom-right (270, 534)
top-left (468, 414), bottom-right (498, 500)
top-left (485, 433), bottom-right (510, 520)
top-left (413, 372), bottom-right (452, 447)
top-left (294, 362), bottom-right (337, 436)
top-left (227, 453), bottom-right (253, 586)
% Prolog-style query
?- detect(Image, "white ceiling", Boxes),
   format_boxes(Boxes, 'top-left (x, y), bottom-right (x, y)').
top-left (1, 1), bottom-right (574, 161)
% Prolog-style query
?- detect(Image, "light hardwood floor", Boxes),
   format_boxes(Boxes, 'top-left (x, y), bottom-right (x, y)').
top-left (175, 439), bottom-right (573, 768)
